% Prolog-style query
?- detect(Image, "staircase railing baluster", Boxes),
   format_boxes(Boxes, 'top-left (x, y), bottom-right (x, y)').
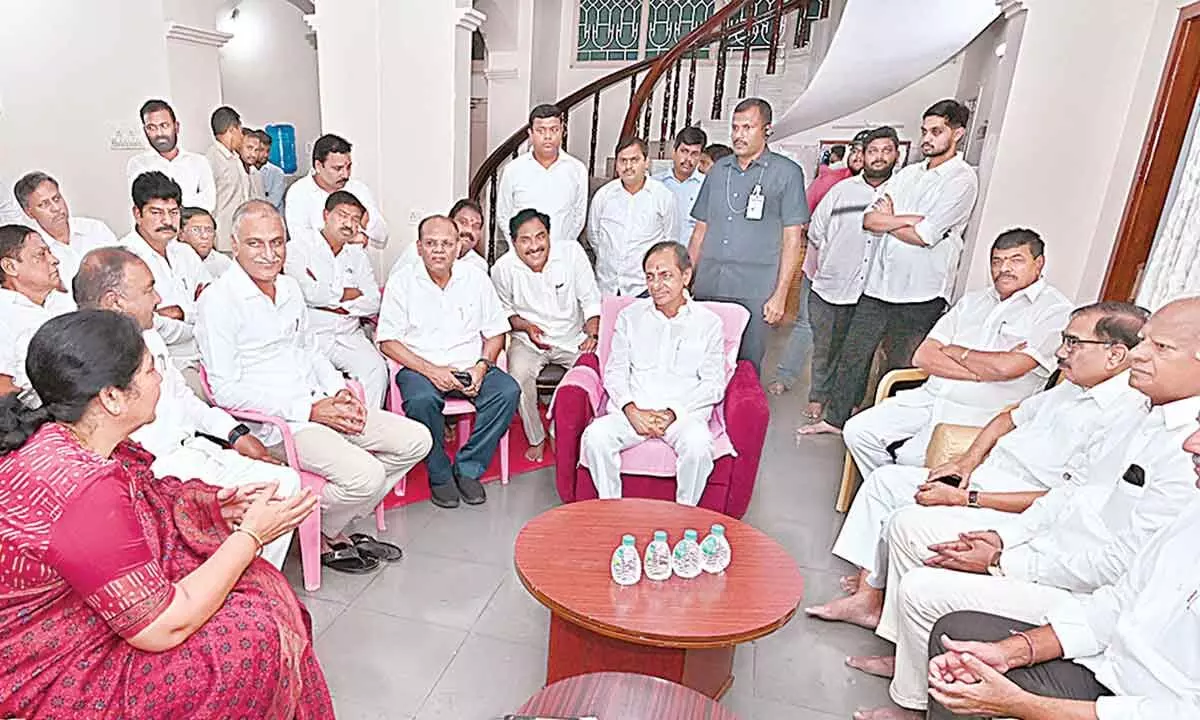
top-left (685, 49), bottom-right (698, 127)
top-left (588, 91), bottom-right (601, 176)
top-left (712, 17), bottom-right (730, 120)
top-left (767, 0), bottom-right (784, 74)
top-left (738, 1), bottom-right (754, 99)
top-left (487, 172), bottom-right (498, 264)
top-left (658, 63), bottom-right (673, 158)
top-left (669, 56), bottom-right (682, 139)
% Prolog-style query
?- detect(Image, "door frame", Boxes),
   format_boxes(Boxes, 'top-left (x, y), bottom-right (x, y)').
top-left (1101, 1), bottom-right (1200, 301)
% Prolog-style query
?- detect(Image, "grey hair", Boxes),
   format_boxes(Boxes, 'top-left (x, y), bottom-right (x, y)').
top-left (643, 240), bottom-right (692, 272)
top-left (13, 171), bottom-right (57, 211)
top-left (1070, 301), bottom-right (1150, 349)
top-left (73, 247), bottom-right (146, 308)
top-left (231, 199), bottom-right (283, 240)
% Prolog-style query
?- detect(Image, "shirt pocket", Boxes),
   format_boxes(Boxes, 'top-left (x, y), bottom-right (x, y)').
top-left (670, 335), bottom-right (708, 377)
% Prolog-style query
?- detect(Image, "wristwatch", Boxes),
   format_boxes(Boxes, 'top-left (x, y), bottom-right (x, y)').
top-left (227, 423), bottom-right (252, 446)
top-left (986, 549), bottom-right (1004, 576)
top-left (476, 358), bottom-right (495, 370)
top-left (967, 490), bottom-right (981, 508)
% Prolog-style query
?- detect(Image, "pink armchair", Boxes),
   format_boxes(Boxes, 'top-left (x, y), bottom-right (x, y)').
top-left (550, 296), bottom-right (769, 518)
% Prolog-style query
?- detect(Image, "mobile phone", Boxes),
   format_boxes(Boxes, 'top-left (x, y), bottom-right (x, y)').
top-left (452, 370), bottom-right (473, 387)
top-left (935, 474), bottom-right (963, 487)
top-left (1122, 464), bottom-right (1145, 488)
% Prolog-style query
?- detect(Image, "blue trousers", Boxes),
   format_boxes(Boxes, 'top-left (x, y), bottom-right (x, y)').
top-left (773, 274), bottom-right (813, 387)
top-left (395, 366), bottom-right (520, 485)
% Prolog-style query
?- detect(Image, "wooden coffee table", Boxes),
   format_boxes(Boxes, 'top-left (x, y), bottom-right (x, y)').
top-left (516, 671), bottom-right (739, 719)
top-left (514, 499), bottom-right (804, 699)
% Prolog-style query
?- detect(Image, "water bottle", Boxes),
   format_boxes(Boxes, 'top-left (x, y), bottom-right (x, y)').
top-left (700, 523), bottom-right (732, 574)
top-left (644, 530), bottom-right (672, 581)
top-left (671, 529), bottom-right (702, 579)
top-left (610, 534), bottom-right (642, 586)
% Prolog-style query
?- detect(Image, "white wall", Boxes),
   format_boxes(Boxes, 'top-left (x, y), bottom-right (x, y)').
top-left (218, 0), bottom-right (321, 175)
top-left (0, 0), bottom-right (173, 230)
top-left (962, 0), bottom-right (1181, 302)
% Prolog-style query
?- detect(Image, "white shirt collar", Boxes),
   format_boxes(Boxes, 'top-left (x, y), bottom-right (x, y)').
top-left (1085, 370), bottom-right (1143, 410)
top-left (1156, 394), bottom-right (1200, 431)
top-left (226, 261), bottom-right (292, 304)
top-left (987, 276), bottom-right (1048, 305)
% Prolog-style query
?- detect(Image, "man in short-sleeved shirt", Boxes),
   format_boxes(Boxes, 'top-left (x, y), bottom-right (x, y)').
top-left (688, 98), bottom-right (809, 372)
top-left (377, 215), bottom-right (520, 509)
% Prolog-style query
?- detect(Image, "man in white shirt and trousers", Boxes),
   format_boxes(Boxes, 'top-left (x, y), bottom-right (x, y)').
top-left (197, 200), bottom-right (432, 576)
top-left (804, 100), bottom-right (980, 437)
top-left (14, 172), bottom-right (117, 292)
top-left (581, 241), bottom-right (726, 506)
top-left (119, 172), bottom-right (212, 395)
top-left (806, 229), bottom-right (1073, 476)
top-left (284, 190), bottom-right (387, 408)
top-left (492, 208), bottom-right (601, 462)
top-left (126, 99), bottom-right (216, 212)
top-left (805, 301), bottom-right (1149, 632)
top-left (285, 134), bottom-right (389, 258)
top-left (377, 215), bottom-right (520, 510)
top-left (917, 420), bottom-right (1200, 720)
top-left (0, 225), bottom-right (76, 398)
top-left (589, 137), bottom-right (679, 297)
top-left (496, 104), bottom-right (589, 252)
top-left (843, 297), bottom-right (1200, 720)
top-left (73, 247), bottom-right (301, 569)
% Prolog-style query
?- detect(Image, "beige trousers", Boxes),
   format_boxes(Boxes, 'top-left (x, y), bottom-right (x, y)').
top-left (507, 339), bottom-right (580, 446)
top-left (280, 408), bottom-right (432, 537)
top-left (326, 329), bottom-right (390, 410)
top-left (878, 505), bottom-right (1078, 710)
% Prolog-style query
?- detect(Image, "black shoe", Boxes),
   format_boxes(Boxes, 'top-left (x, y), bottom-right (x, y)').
top-left (455, 472), bottom-right (487, 505)
top-left (431, 483), bottom-right (460, 508)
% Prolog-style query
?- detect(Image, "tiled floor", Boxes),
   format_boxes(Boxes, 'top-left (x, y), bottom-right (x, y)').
top-left (288, 332), bottom-right (895, 719)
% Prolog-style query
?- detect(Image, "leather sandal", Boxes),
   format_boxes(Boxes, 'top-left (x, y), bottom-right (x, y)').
top-left (348, 533), bottom-right (403, 563)
top-left (320, 543), bottom-right (380, 574)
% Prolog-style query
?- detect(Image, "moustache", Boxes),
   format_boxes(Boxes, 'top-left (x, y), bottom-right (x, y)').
top-left (157, 225), bottom-right (177, 233)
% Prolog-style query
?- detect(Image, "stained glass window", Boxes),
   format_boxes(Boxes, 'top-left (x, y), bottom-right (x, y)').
top-left (577, 0), bottom-right (644, 61)
top-left (725, 0), bottom-right (776, 50)
top-left (645, 0), bottom-right (715, 58)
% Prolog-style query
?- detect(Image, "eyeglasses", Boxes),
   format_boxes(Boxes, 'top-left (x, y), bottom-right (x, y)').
top-left (185, 226), bottom-right (215, 237)
top-left (1061, 332), bottom-right (1111, 350)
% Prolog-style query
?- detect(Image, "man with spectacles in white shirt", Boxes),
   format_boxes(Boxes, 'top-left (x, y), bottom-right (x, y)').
top-left (179, 207), bottom-right (233, 279)
top-left (492, 208), bottom-right (601, 463)
top-left (119, 172), bottom-right (212, 394)
top-left (388, 199), bottom-right (489, 279)
top-left (653, 126), bottom-right (708, 247)
top-left (581, 241), bottom-right (726, 506)
top-left (496, 104), bottom-right (589, 252)
top-left (285, 134), bottom-right (389, 253)
top-left (284, 190), bottom-right (387, 408)
top-left (126, 99), bottom-right (216, 212)
top-left (378, 215), bottom-right (519, 509)
top-left (918, 418), bottom-right (1200, 720)
top-left (197, 200), bottom-right (431, 575)
top-left (844, 297), bottom-right (1200, 720)
top-left (74, 247), bottom-right (300, 569)
top-left (0, 226), bottom-right (76, 399)
top-left (13, 171), bottom-right (117, 292)
top-left (590, 137), bottom-right (679, 298)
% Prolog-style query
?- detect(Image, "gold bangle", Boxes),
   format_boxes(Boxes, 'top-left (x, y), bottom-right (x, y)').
top-left (234, 525), bottom-right (265, 556)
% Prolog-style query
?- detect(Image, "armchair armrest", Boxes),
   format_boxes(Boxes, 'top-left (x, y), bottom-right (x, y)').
top-left (552, 353), bottom-right (602, 503)
top-left (924, 422), bottom-right (984, 468)
top-left (875, 367), bottom-right (929, 404)
top-left (723, 360), bottom-right (770, 518)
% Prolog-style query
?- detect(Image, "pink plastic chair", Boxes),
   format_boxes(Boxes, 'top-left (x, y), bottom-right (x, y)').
top-left (384, 355), bottom-right (511, 494)
top-left (197, 366), bottom-right (387, 592)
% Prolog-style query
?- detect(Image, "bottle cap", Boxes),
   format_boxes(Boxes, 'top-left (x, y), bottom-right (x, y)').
top-left (684, 529), bottom-right (698, 541)
top-left (653, 530), bottom-right (667, 541)
top-left (711, 523), bottom-right (725, 535)
top-left (622, 534), bottom-right (636, 545)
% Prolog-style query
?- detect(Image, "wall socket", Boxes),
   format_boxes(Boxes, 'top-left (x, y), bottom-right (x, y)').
top-left (408, 210), bottom-right (421, 225)
top-left (110, 126), bottom-right (146, 151)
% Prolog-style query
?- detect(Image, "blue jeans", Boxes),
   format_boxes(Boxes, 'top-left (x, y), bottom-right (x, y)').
top-left (773, 275), bottom-right (812, 387)
top-left (395, 366), bottom-right (520, 485)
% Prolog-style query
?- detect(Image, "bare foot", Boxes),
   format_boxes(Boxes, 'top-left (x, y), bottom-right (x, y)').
top-left (804, 589), bottom-right (883, 629)
top-left (524, 442), bottom-right (545, 463)
top-left (443, 423), bottom-right (456, 446)
top-left (804, 401), bottom-right (823, 419)
top-left (840, 574), bottom-right (861, 594)
top-left (767, 381), bottom-right (787, 396)
top-left (852, 709), bottom-right (923, 720)
top-left (796, 420), bottom-right (841, 438)
top-left (847, 655), bottom-right (896, 678)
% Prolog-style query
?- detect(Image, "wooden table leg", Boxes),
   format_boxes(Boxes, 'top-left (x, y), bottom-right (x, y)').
top-left (546, 613), bottom-right (736, 699)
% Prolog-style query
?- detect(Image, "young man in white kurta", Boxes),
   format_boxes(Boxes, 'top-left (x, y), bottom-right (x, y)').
top-left (284, 134), bottom-right (388, 252)
top-left (284, 191), bottom-right (387, 408)
top-left (0, 228), bottom-right (77, 397)
top-left (127, 100), bottom-right (216, 211)
top-left (196, 201), bottom-right (431, 567)
top-left (842, 232), bottom-right (1073, 478)
top-left (581, 242), bottom-right (725, 506)
top-left (491, 209), bottom-right (601, 459)
top-left (72, 247), bottom-right (300, 569)
top-left (495, 105), bottom-right (588, 248)
top-left (14, 172), bottom-right (118, 291)
top-left (589, 139), bottom-right (679, 297)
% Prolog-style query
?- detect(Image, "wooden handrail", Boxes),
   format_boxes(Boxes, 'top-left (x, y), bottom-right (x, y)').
top-left (620, 0), bottom-right (806, 140)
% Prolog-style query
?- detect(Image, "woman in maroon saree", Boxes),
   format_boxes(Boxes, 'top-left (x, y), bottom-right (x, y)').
top-left (0, 309), bottom-right (332, 719)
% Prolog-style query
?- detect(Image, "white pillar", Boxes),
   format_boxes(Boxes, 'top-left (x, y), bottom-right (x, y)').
top-left (313, 0), bottom-right (483, 273)
top-left (162, 0), bottom-right (230, 153)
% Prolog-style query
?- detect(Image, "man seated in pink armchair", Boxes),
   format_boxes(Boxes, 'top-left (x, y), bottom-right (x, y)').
top-left (581, 241), bottom-right (726, 505)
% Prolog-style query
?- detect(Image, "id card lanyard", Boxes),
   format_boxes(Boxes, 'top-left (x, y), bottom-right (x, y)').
top-left (726, 162), bottom-right (768, 221)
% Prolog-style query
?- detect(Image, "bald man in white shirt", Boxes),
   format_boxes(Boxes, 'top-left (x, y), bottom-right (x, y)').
top-left (581, 241), bottom-right (726, 506)
top-left (14, 171), bottom-right (117, 291)
top-left (492, 208), bottom-right (601, 462)
top-left (0, 226), bottom-right (76, 398)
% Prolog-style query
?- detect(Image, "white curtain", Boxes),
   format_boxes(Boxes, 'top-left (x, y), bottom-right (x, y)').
top-left (1137, 118), bottom-right (1200, 310)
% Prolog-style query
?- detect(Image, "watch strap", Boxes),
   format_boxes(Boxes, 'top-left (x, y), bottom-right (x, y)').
top-left (227, 423), bottom-right (252, 446)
